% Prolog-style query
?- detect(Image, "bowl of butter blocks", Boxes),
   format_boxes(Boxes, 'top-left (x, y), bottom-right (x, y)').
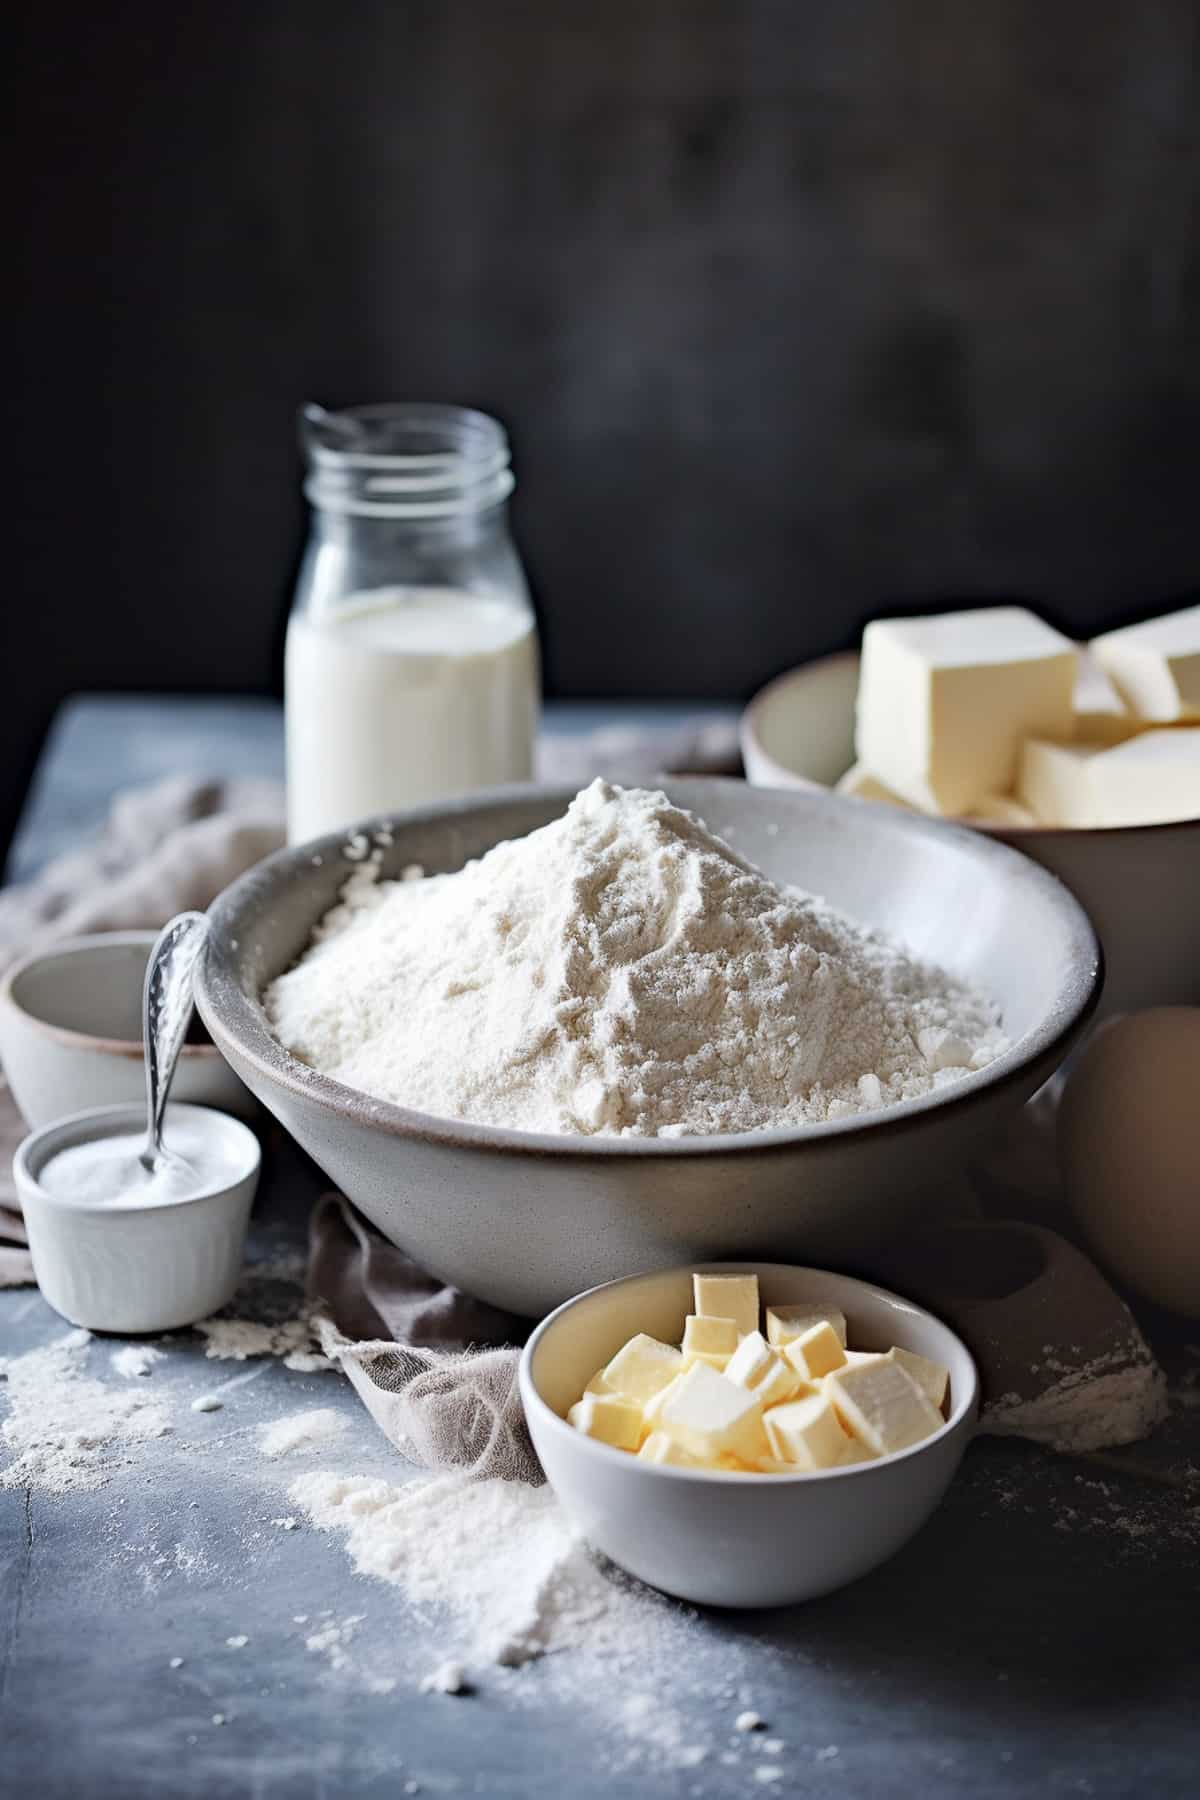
top-left (520, 1263), bottom-right (978, 1607)
top-left (741, 603), bottom-right (1200, 1014)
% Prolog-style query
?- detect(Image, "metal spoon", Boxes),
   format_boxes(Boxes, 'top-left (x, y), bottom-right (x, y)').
top-left (139, 911), bottom-right (209, 1176)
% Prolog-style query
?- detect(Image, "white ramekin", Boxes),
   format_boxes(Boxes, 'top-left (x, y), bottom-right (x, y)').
top-left (13, 1102), bottom-right (260, 1333)
top-left (520, 1260), bottom-right (978, 1609)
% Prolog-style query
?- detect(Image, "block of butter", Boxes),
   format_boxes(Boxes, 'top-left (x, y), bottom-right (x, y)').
top-left (1094, 729), bottom-right (1200, 826)
top-left (566, 1390), bottom-right (643, 1451)
top-left (1017, 739), bottom-right (1099, 826)
top-left (825, 1356), bottom-right (943, 1456)
top-left (1072, 650), bottom-right (1138, 747)
top-left (654, 1361), bottom-right (770, 1464)
top-left (835, 765), bottom-right (913, 808)
top-left (1020, 730), bottom-right (1200, 827)
top-left (963, 793), bottom-right (1037, 827)
top-left (724, 1330), bottom-right (804, 1409)
top-left (888, 1346), bottom-right (950, 1411)
top-left (638, 1430), bottom-right (707, 1468)
top-left (693, 1273), bottom-right (759, 1339)
top-left (681, 1313), bottom-right (739, 1369)
top-left (765, 1304), bottom-right (847, 1350)
top-left (763, 1391), bottom-right (850, 1470)
top-left (1091, 605), bottom-right (1200, 723)
top-left (855, 607), bottom-right (1077, 815)
top-left (784, 1319), bottom-right (846, 1382)
top-left (601, 1333), bottom-right (683, 1406)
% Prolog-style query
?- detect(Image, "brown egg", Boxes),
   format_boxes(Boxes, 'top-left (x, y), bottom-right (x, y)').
top-left (1058, 1007), bottom-right (1200, 1317)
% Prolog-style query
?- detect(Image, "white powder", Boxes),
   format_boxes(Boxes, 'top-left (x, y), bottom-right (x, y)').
top-left (267, 779), bottom-right (1004, 1137)
top-left (197, 1310), bottom-right (324, 1363)
top-left (288, 1470), bottom-right (678, 1668)
top-left (0, 1330), bottom-right (170, 1493)
top-left (983, 1346), bottom-right (1168, 1454)
top-left (111, 1345), bottom-right (166, 1378)
top-left (260, 1408), bottom-right (346, 1458)
top-left (419, 1660), bottom-right (467, 1695)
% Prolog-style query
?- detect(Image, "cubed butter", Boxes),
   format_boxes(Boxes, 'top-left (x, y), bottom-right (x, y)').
top-left (765, 1304), bottom-right (848, 1350)
top-left (835, 765), bottom-right (913, 809)
top-left (642, 1370), bottom-right (687, 1429)
top-left (1072, 650), bottom-right (1138, 746)
top-left (601, 1333), bottom-right (684, 1406)
top-left (692, 1273), bottom-right (759, 1339)
top-left (567, 1390), bottom-right (643, 1451)
top-left (825, 1357), bottom-right (942, 1456)
top-left (888, 1346), bottom-right (949, 1411)
top-left (762, 1391), bottom-right (849, 1470)
top-left (584, 1370), bottom-right (611, 1396)
top-left (637, 1430), bottom-right (708, 1468)
top-left (1091, 605), bottom-right (1200, 723)
top-left (784, 1320), bottom-right (846, 1381)
top-left (1088, 729), bottom-right (1200, 827)
top-left (855, 607), bottom-right (1077, 815)
top-left (654, 1361), bottom-right (770, 1464)
top-left (1017, 738), bottom-right (1100, 826)
top-left (681, 1313), bottom-right (739, 1370)
top-left (724, 1330), bottom-right (804, 1409)
top-left (1020, 730), bottom-right (1200, 827)
top-left (963, 793), bottom-right (1037, 827)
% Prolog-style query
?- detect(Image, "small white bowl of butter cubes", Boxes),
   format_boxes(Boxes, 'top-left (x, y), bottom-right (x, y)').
top-left (519, 1262), bottom-right (978, 1608)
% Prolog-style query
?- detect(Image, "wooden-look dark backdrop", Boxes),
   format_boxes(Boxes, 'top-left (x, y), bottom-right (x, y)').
top-left (7, 0), bottom-right (1199, 856)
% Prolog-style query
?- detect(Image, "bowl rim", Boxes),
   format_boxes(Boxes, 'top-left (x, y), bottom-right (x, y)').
top-left (1, 931), bottom-right (224, 1060)
top-left (518, 1259), bottom-right (980, 1485)
top-left (740, 652), bottom-right (1200, 835)
top-left (14, 1101), bottom-right (261, 1215)
top-left (195, 777), bottom-right (1103, 1157)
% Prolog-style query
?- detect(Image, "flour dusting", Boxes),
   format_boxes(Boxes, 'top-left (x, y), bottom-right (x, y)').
top-left (0, 1330), bottom-right (170, 1493)
top-left (266, 780), bottom-right (1005, 1137)
top-left (288, 1470), bottom-right (680, 1668)
top-left (197, 1310), bottom-right (325, 1364)
top-left (260, 1408), bottom-right (346, 1458)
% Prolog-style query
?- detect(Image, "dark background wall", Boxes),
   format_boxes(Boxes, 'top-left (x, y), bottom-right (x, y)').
top-left (7, 0), bottom-right (1200, 855)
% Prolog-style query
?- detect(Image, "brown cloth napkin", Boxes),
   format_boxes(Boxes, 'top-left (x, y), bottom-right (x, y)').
top-left (307, 1194), bottom-right (540, 1482)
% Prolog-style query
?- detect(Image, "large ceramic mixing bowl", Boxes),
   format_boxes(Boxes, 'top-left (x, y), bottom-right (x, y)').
top-left (195, 780), bottom-right (1101, 1316)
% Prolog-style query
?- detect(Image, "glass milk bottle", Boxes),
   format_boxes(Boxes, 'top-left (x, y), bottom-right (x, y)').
top-left (285, 402), bottom-right (540, 843)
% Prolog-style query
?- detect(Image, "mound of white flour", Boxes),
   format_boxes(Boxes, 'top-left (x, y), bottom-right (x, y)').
top-left (266, 780), bottom-right (1005, 1136)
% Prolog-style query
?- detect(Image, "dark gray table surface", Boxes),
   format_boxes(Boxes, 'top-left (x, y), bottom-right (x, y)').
top-left (2, 698), bottom-right (1198, 1800)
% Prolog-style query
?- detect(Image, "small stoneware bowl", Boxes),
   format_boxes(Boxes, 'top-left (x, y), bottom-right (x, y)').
top-left (13, 1102), bottom-right (260, 1334)
top-left (0, 932), bottom-right (252, 1128)
top-left (739, 653), bottom-right (1200, 1017)
top-left (519, 1261), bottom-right (978, 1609)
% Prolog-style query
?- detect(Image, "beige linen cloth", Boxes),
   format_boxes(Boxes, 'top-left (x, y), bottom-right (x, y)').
top-left (0, 762), bottom-right (1166, 1474)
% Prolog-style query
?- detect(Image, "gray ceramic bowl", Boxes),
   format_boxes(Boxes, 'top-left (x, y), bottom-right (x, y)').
top-left (195, 780), bottom-right (1101, 1316)
top-left (0, 931), bottom-right (253, 1128)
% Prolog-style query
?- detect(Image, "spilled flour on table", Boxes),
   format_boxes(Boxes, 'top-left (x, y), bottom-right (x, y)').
top-left (0, 1330), bottom-right (170, 1493)
top-left (260, 1408), bottom-right (346, 1458)
top-left (111, 1345), bottom-right (166, 1378)
top-left (982, 1334), bottom-right (1168, 1454)
top-left (289, 1467), bottom-right (752, 1773)
top-left (289, 1472), bottom-right (655, 1666)
top-left (197, 1311), bottom-right (330, 1369)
